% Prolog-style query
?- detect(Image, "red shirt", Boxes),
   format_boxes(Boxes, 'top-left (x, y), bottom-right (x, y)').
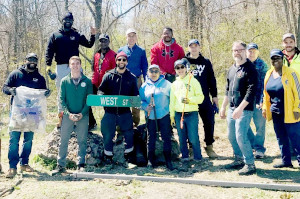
top-left (92, 49), bottom-right (116, 88)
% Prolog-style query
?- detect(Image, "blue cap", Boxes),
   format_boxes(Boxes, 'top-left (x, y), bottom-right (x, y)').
top-left (247, 43), bottom-right (258, 50)
top-left (270, 49), bottom-right (284, 58)
top-left (174, 58), bottom-right (190, 68)
top-left (188, 39), bottom-right (200, 46)
top-left (62, 12), bottom-right (74, 20)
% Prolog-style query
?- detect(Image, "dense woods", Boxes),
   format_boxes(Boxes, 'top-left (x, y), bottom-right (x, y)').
top-left (0, 0), bottom-right (299, 84)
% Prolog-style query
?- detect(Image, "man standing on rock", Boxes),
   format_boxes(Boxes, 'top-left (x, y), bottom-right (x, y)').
top-left (52, 56), bottom-right (93, 175)
top-left (150, 27), bottom-right (185, 83)
top-left (45, 11), bottom-right (96, 129)
top-left (98, 51), bottom-right (139, 166)
top-left (3, 53), bottom-right (50, 178)
top-left (118, 28), bottom-right (148, 127)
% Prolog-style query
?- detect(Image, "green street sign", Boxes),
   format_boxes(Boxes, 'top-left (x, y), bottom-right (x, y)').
top-left (87, 95), bottom-right (141, 107)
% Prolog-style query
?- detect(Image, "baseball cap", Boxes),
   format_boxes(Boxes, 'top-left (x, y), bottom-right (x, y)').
top-left (126, 28), bottom-right (136, 35)
top-left (188, 39), bottom-right (200, 46)
top-left (99, 33), bottom-right (110, 41)
top-left (247, 43), bottom-right (258, 50)
top-left (270, 49), bottom-right (284, 59)
top-left (174, 58), bottom-right (190, 68)
top-left (25, 53), bottom-right (38, 61)
top-left (282, 33), bottom-right (295, 41)
top-left (148, 64), bottom-right (160, 70)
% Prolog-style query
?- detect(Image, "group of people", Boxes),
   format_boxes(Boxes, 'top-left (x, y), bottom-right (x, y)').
top-left (3, 11), bottom-right (300, 178)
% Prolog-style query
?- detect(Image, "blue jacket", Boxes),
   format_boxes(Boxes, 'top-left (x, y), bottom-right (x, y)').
top-left (252, 58), bottom-right (269, 104)
top-left (139, 75), bottom-right (171, 120)
top-left (118, 44), bottom-right (148, 80)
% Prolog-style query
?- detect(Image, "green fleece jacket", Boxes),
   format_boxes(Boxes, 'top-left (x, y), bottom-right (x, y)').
top-left (60, 73), bottom-right (93, 116)
top-left (170, 74), bottom-right (204, 118)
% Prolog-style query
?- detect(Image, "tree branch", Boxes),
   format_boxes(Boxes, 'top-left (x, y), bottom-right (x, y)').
top-left (85, 0), bottom-right (96, 19)
top-left (79, 49), bottom-right (92, 65)
top-left (104, 0), bottom-right (146, 33)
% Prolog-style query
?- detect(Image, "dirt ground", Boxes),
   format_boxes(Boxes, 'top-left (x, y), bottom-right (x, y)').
top-left (0, 107), bottom-right (300, 198)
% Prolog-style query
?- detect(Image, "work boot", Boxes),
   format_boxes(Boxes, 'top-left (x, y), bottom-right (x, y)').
top-left (147, 150), bottom-right (156, 168)
top-left (204, 145), bottom-right (218, 158)
top-left (5, 168), bottom-right (17, 178)
top-left (224, 158), bottom-right (245, 169)
top-left (124, 151), bottom-right (137, 169)
top-left (178, 159), bottom-right (190, 172)
top-left (238, 164), bottom-right (256, 175)
top-left (20, 165), bottom-right (34, 172)
top-left (51, 165), bottom-right (66, 176)
top-left (164, 151), bottom-right (175, 171)
top-left (102, 155), bottom-right (114, 170)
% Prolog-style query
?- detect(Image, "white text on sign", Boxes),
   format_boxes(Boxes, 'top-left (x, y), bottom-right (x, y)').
top-left (101, 97), bottom-right (118, 105)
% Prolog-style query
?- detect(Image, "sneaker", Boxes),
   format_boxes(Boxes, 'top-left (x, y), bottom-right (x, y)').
top-left (273, 162), bottom-right (293, 168)
top-left (5, 168), bottom-right (17, 178)
top-left (20, 165), bottom-right (34, 172)
top-left (224, 159), bottom-right (245, 169)
top-left (51, 165), bottom-right (66, 176)
top-left (255, 151), bottom-right (265, 159)
top-left (238, 164), bottom-right (256, 175)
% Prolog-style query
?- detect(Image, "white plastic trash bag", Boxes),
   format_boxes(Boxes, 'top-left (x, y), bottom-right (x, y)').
top-left (9, 86), bottom-right (47, 133)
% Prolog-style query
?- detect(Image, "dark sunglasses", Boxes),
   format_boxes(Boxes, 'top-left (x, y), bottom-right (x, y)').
top-left (149, 70), bottom-right (159, 74)
top-left (117, 58), bottom-right (127, 62)
top-left (175, 65), bottom-right (185, 70)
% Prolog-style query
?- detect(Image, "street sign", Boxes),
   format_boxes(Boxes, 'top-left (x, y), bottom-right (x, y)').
top-left (87, 95), bottom-right (141, 107)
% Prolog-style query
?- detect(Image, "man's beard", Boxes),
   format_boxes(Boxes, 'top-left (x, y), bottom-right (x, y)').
top-left (117, 65), bottom-right (126, 70)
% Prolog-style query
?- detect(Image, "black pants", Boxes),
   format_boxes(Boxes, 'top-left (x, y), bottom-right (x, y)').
top-left (198, 97), bottom-right (215, 145)
top-left (89, 85), bottom-right (97, 127)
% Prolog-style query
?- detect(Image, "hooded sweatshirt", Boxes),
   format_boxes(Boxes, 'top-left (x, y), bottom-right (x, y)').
top-left (139, 75), bottom-right (171, 120)
top-left (185, 52), bottom-right (217, 99)
top-left (150, 38), bottom-right (185, 75)
top-left (169, 74), bottom-right (204, 118)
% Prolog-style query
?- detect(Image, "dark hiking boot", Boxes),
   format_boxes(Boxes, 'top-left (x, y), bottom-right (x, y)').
top-left (51, 165), bottom-right (66, 176)
top-left (77, 164), bottom-right (86, 172)
top-left (164, 151), bottom-right (175, 171)
top-left (224, 158), bottom-right (245, 169)
top-left (238, 164), bottom-right (256, 175)
top-left (147, 151), bottom-right (156, 168)
top-left (273, 162), bottom-right (293, 168)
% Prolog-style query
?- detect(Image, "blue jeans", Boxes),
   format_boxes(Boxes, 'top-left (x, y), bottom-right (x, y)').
top-left (175, 111), bottom-right (202, 160)
top-left (272, 113), bottom-right (300, 166)
top-left (8, 131), bottom-right (34, 169)
top-left (57, 114), bottom-right (89, 167)
top-left (227, 108), bottom-right (254, 165)
top-left (247, 106), bottom-right (266, 153)
top-left (147, 114), bottom-right (172, 153)
top-left (101, 112), bottom-right (134, 155)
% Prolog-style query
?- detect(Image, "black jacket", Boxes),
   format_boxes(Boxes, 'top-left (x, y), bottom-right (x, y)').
top-left (185, 52), bottom-right (217, 99)
top-left (3, 65), bottom-right (47, 104)
top-left (98, 68), bottom-right (139, 114)
top-left (45, 28), bottom-right (95, 66)
top-left (226, 59), bottom-right (257, 111)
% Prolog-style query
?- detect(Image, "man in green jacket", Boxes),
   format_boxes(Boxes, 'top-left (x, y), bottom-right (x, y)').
top-left (282, 33), bottom-right (300, 75)
top-left (52, 56), bottom-right (93, 175)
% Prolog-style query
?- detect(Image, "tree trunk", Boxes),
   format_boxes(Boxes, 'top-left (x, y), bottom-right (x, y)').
top-left (65, 0), bottom-right (69, 11)
top-left (282, 0), bottom-right (293, 32)
top-left (297, 0), bottom-right (300, 47)
top-left (187, 0), bottom-right (197, 38)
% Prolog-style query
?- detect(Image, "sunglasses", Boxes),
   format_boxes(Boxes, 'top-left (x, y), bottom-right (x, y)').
top-left (149, 70), bottom-right (159, 74)
top-left (117, 58), bottom-right (127, 62)
top-left (175, 65), bottom-right (185, 70)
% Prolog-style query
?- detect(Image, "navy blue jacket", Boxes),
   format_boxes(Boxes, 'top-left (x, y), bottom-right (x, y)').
top-left (185, 52), bottom-right (218, 99)
top-left (98, 68), bottom-right (138, 114)
top-left (45, 28), bottom-right (95, 66)
top-left (3, 65), bottom-right (47, 104)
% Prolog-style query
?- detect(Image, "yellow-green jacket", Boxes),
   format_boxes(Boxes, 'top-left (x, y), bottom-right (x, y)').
top-left (283, 48), bottom-right (300, 75)
top-left (170, 74), bottom-right (204, 118)
top-left (262, 66), bottom-right (300, 123)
